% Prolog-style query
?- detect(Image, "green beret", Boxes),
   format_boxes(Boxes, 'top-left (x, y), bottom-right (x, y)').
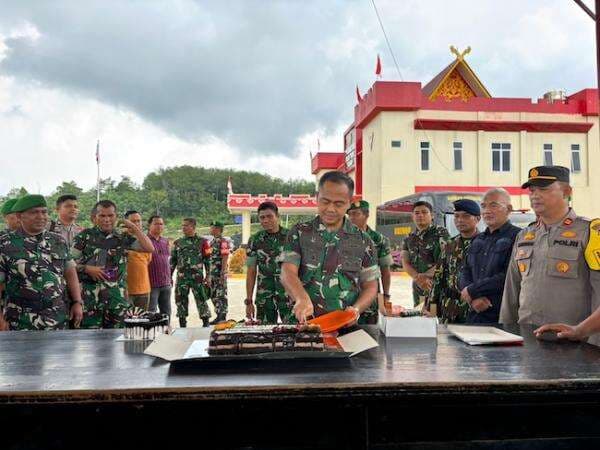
top-left (1, 199), bottom-right (18, 216)
top-left (347, 200), bottom-right (369, 212)
top-left (11, 194), bottom-right (47, 213)
top-left (210, 220), bottom-right (224, 228)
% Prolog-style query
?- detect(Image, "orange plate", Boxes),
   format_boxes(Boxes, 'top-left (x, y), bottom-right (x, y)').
top-left (308, 310), bottom-right (357, 333)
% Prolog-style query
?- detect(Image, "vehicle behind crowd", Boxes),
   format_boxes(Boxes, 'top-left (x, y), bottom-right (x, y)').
top-left (377, 191), bottom-right (536, 267)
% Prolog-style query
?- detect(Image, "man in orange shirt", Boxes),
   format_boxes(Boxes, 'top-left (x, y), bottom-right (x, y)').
top-left (125, 211), bottom-right (152, 310)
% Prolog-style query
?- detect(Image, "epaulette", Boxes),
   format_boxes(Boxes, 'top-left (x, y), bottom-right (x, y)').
top-left (584, 218), bottom-right (600, 271)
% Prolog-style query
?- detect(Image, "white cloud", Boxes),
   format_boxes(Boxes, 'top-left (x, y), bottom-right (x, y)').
top-left (0, 0), bottom-right (596, 196)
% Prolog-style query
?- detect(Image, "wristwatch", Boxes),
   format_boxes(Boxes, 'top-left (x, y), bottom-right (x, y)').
top-left (244, 298), bottom-right (253, 306)
top-left (383, 293), bottom-right (391, 299)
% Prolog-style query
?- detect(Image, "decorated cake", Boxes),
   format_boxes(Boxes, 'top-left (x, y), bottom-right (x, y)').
top-left (208, 321), bottom-right (324, 355)
top-left (124, 312), bottom-right (169, 340)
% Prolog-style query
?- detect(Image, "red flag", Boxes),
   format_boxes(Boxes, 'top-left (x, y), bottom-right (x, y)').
top-left (356, 85), bottom-right (362, 103)
top-left (375, 54), bottom-right (382, 77)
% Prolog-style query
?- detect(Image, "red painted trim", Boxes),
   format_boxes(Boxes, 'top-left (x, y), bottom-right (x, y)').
top-left (228, 194), bottom-right (317, 208)
top-left (414, 119), bottom-right (593, 133)
top-left (415, 185), bottom-right (528, 195)
top-left (311, 152), bottom-right (345, 174)
top-left (354, 82), bottom-right (599, 128)
top-left (355, 128), bottom-right (363, 196)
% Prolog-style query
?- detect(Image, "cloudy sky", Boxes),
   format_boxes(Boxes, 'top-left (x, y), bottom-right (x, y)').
top-left (0, 0), bottom-right (596, 195)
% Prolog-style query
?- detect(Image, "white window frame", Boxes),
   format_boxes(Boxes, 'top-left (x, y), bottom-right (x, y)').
top-left (543, 143), bottom-right (553, 166)
top-left (420, 141), bottom-right (430, 171)
top-left (453, 141), bottom-right (463, 171)
top-left (491, 143), bottom-right (511, 172)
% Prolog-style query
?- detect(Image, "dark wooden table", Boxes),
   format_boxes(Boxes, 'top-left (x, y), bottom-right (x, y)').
top-left (1, 325), bottom-right (600, 450)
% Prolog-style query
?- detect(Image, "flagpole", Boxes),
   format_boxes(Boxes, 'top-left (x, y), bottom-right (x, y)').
top-left (96, 140), bottom-right (100, 202)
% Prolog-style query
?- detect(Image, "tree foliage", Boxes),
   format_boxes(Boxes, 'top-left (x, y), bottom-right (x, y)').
top-left (1, 166), bottom-right (315, 229)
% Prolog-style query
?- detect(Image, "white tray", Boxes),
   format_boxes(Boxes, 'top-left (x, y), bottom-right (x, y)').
top-left (447, 325), bottom-right (524, 346)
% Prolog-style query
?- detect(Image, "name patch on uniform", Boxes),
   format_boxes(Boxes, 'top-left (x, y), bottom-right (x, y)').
top-left (556, 261), bottom-right (570, 273)
top-left (524, 232), bottom-right (536, 241)
top-left (553, 240), bottom-right (579, 248)
top-left (561, 231), bottom-right (577, 238)
top-left (517, 241), bottom-right (534, 247)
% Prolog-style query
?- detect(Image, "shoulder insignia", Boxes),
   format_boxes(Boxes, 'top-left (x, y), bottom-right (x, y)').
top-left (523, 231), bottom-right (536, 241)
top-left (585, 218), bottom-right (600, 271)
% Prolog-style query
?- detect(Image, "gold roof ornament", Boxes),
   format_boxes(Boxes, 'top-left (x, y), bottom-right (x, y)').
top-left (423, 46), bottom-right (491, 102)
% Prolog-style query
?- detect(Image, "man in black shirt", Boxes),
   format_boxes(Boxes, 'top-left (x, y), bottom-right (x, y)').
top-left (460, 188), bottom-right (520, 323)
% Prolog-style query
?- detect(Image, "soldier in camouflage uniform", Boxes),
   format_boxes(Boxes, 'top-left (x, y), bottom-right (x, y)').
top-left (425, 199), bottom-right (480, 324)
top-left (245, 201), bottom-right (291, 324)
top-left (171, 218), bottom-right (212, 327)
top-left (0, 198), bottom-right (20, 310)
top-left (401, 201), bottom-right (450, 307)
top-left (280, 171), bottom-right (381, 322)
top-left (72, 200), bottom-right (154, 329)
top-left (0, 195), bottom-right (83, 331)
top-left (208, 221), bottom-right (230, 324)
top-left (1, 198), bottom-right (20, 236)
top-left (347, 200), bottom-right (393, 324)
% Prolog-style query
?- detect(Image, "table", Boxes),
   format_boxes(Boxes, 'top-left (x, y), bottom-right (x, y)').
top-left (1, 325), bottom-right (600, 449)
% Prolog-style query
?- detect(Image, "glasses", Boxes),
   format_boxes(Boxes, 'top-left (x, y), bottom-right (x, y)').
top-left (480, 202), bottom-right (506, 210)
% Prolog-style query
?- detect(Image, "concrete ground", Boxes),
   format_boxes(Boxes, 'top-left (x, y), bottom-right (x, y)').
top-left (171, 273), bottom-right (414, 328)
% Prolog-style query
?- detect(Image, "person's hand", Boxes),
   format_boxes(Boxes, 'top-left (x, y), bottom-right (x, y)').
top-left (0, 316), bottom-right (9, 331)
top-left (423, 278), bottom-right (433, 291)
top-left (534, 323), bottom-right (584, 341)
top-left (85, 265), bottom-right (107, 282)
top-left (245, 302), bottom-right (255, 320)
top-left (470, 297), bottom-right (492, 313)
top-left (344, 306), bottom-right (360, 326)
top-left (422, 307), bottom-right (434, 318)
top-left (120, 218), bottom-right (140, 234)
top-left (293, 297), bottom-right (314, 323)
top-left (415, 274), bottom-right (430, 290)
top-left (70, 302), bottom-right (83, 328)
top-left (460, 287), bottom-right (472, 304)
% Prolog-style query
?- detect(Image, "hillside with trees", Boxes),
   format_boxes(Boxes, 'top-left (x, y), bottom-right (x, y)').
top-left (1, 166), bottom-right (316, 236)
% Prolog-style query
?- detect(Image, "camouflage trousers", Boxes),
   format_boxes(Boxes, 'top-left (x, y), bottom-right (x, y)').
top-left (210, 275), bottom-right (228, 317)
top-left (175, 273), bottom-right (210, 319)
top-left (80, 282), bottom-right (131, 329)
top-left (255, 292), bottom-right (295, 324)
top-left (4, 298), bottom-right (67, 331)
top-left (358, 297), bottom-right (379, 325)
top-left (412, 282), bottom-right (430, 307)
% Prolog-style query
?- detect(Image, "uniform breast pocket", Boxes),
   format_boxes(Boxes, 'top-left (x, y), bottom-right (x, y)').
top-left (515, 245), bottom-right (533, 277)
top-left (341, 256), bottom-right (362, 274)
top-left (547, 245), bottom-right (580, 279)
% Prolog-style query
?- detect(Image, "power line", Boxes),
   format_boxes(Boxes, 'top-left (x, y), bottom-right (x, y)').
top-left (370, 0), bottom-right (403, 80)
top-left (369, 0), bottom-right (454, 174)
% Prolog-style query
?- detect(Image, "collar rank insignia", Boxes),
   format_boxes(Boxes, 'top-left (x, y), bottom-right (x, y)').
top-left (556, 261), bottom-right (570, 273)
top-left (563, 218), bottom-right (574, 226)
